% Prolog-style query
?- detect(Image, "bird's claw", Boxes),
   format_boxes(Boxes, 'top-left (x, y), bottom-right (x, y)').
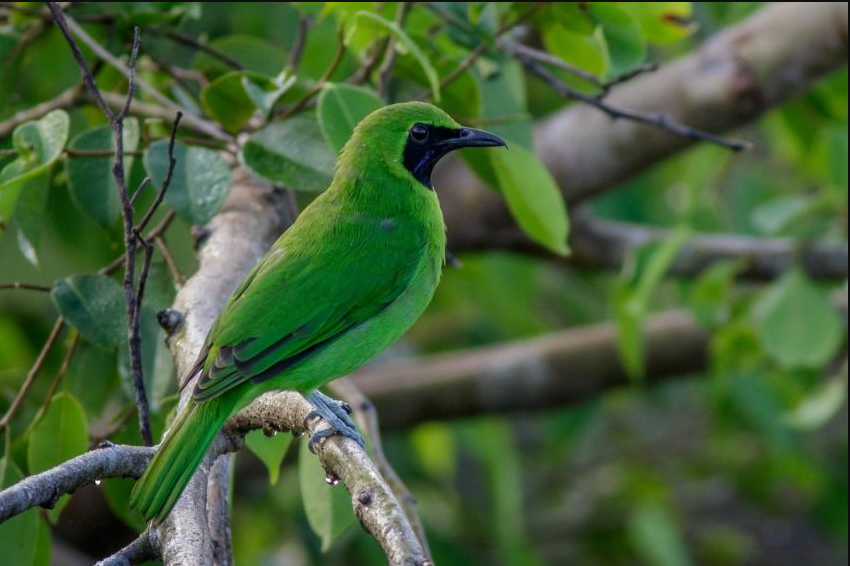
top-left (303, 391), bottom-right (365, 453)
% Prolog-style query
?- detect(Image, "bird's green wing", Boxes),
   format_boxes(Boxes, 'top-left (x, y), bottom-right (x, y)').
top-left (192, 211), bottom-right (422, 402)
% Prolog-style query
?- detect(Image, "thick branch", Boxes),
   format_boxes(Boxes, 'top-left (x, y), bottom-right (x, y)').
top-left (0, 444), bottom-right (155, 523)
top-left (436, 2), bottom-right (849, 255)
top-left (352, 311), bottom-right (709, 430)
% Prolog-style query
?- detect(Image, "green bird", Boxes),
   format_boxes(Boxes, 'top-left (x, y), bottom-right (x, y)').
top-left (129, 101), bottom-right (506, 523)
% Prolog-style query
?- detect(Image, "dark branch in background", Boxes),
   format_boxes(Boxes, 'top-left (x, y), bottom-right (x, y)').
top-left (94, 530), bottom-right (158, 566)
top-left (286, 14), bottom-right (312, 72)
top-left (567, 212), bottom-right (849, 280)
top-left (0, 318), bottom-right (64, 434)
top-left (49, 3), bottom-right (184, 446)
top-left (354, 311), bottom-right (709, 429)
top-left (155, 29), bottom-right (244, 71)
top-left (377, 2), bottom-right (412, 100)
top-left (464, 209), bottom-right (850, 281)
top-left (510, 49), bottom-right (751, 152)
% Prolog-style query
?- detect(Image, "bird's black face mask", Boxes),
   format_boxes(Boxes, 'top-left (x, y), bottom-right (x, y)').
top-left (403, 123), bottom-right (506, 188)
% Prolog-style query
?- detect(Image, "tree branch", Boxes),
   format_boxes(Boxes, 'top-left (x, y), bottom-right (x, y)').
top-left (472, 209), bottom-right (849, 280)
top-left (0, 444), bottom-right (155, 523)
top-left (435, 1), bottom-right (849, 254)
top-left (352, 311), bottom-right (709, 429)
top-left (228, 393), bottom-right (432, 566)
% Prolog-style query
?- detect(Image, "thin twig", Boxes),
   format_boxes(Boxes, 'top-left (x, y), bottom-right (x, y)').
top-left (499, 39), bottom-right (658, 94)
top-left (136, 112), bottom-right (182, 233)
top-left (158, 29), bottom-right (244, 71)
top-left (286, 14), bottom-right (312, 72)
top-left (0, 318), bottom-right (64, 434)
top-left (515, 53), bottom-right (752, 152)
top-left (0, 282), bottom-right (52, 292)
top-left (28, 332), bottom-right (80, 430)
top-left (49, 4), bottom-right (156, 445)
top-left (155, 236), bottom-right (185, 286)
top-left (377, 2), bottom-right (412, 100)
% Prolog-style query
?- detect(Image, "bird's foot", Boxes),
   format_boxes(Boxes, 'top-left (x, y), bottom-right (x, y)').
top-left (304, 391), bottom-right (364, 453)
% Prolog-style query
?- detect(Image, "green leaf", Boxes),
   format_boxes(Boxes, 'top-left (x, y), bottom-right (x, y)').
top-left (298, 440), bottom-right (355, 551)
top-left (615, 227), bottom-right (690, 379)
top-left (548, 2), bottom-right (595, 34)
top-left (0, 109), bottom-right (69, 191)
top-left (201, 72), bottom-right (260, 132)
top-left (488, 142), bottom-right (570, 256)
top-left (66, 119), bottom-right (140, 229)
top-left (628, 502), bottom-right (693, 566)
top-left (542, 23), bottom-right (609, 79)
top-left (591, 3), bottom-right (646, 78)
top-left (242, 72), bottom-right (297, 118)
top-left (754, 269), bottom-right (843, 369)
top-left (751, 194), bottom-right (826, 236)
top-left (13, 172), bottom-right (50, 267)
top-left (245, 429), bottom-right (293, 485)
top-left (317, 84), bottom-right (384, 153)
top-left (26, 392), bottom-right (89, 522)
top-left (201, 71), bottom-right (296, 131)
top-left (349, 10), bottom-right (441, 101)
top-left (688, 261), bottom-right (740, 328)
top-left (784, 373), bottom-right (848, 430)
top-left (145, 139), bottom-right (232, 225)
top-left (241, 114), bottom-right (335, 192)
top-left (0, 459), bottom-right (39, 566)
top-left (622, 2), bottom-right (695, 46)
top-left (51, 274), bottom-right (128, 349)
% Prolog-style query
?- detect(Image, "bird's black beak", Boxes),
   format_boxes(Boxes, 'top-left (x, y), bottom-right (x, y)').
top-left (440, 127), bottom-right (507, 150)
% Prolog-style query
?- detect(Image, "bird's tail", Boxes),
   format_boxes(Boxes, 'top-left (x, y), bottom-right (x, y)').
top-left (129, 399), bottom-right (230, 524)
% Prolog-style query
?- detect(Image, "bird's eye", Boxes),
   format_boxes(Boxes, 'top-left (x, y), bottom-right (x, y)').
top-left (410, 124), bottom-right (429, 142)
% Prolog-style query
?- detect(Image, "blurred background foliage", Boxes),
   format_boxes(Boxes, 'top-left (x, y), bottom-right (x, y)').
top-left (0, 2), bottom-right (847, 565)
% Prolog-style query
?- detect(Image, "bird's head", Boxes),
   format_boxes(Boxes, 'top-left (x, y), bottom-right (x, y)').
top-left (341, 101), bottom-right (506, 189)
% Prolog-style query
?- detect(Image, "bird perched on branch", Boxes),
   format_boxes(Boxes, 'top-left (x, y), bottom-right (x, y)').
top-left (130, 101), bottom-right (506, 523)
